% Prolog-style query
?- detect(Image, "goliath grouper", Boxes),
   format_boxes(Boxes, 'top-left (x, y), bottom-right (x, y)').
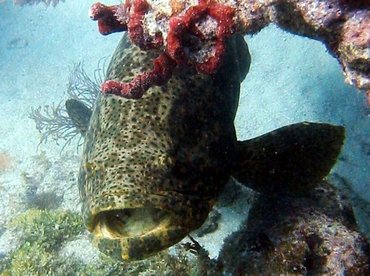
top-left (78, 34), bottom-right (345, 261)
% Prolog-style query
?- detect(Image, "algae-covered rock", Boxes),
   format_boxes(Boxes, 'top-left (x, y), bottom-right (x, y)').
top-left (8, 209), bottom-right (84, 251)
top-left (0, 209), bottom-right (199, 275)
top-left (219, 182), bottom-right (370, 275)
top-left (0, 209), bottom-right (85, 275)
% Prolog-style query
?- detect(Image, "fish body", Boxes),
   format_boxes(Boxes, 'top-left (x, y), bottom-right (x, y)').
top-left (78, 34), bottom-right (344, 260)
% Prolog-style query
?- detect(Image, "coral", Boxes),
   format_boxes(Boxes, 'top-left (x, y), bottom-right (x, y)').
top-left (29, 61), bottom-right (102, 149)
top-left (29, 102), bottom-right (82, 149)
top-left (66, 61), bottom-right (105, 110)
top-left (90, 0), bottom-right (236, 99)
top-left (89, 3), bottom-right (128, 35)
top-left (91, 0), bottom-right (370, 99)
top-left (166, 1), bottom-right (235, 74)
top-left (328, 173), bottom-right (370, 241)
top-left (101, 53), bottom-right (176, 98)
top-left (218, 182), bottom-right (370, 275)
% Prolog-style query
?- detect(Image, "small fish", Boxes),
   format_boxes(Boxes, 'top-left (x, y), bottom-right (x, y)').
top-left (78, 34), bottom-right (345, 260)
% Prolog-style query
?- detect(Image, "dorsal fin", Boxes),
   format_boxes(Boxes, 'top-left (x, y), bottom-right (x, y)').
top-left (232, 122), bottom-right (345, 195)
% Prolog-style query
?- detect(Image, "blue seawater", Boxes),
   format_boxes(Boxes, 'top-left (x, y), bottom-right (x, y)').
top-left (0, 0), bottom-right (369, 274)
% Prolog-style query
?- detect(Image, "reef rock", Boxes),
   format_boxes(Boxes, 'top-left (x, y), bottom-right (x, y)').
top-left (90, 0), bottom-right (370, 99)
top-left (219, 181), bottom-right (370, 275)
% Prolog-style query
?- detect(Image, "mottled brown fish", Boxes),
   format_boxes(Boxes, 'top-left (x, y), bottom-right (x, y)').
top-left (78, 34), bottom-right (345, 261)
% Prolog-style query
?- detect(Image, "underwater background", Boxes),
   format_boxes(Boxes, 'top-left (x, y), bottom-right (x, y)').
top-left (0, 0), bottom-right (369, 274)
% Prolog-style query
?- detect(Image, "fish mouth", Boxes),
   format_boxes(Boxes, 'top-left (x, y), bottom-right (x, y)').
top-left (91, 207), bottom-right (189, 260)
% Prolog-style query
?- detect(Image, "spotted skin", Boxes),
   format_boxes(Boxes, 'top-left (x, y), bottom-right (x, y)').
top-left (78, 34), bottom-right (344, 261)
top-left (79, 34), bottom-right (250, 260)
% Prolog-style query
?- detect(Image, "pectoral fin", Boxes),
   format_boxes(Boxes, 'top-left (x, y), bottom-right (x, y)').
top-left (232, 122), bottom-right (345, 195)
top-left (65, 99), bottom-right (92, 135)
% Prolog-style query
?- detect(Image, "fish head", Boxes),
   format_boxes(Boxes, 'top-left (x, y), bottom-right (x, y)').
top-left (85, 183), bottom-right (214, 260)
top-left (79, 33), bottom-right (250, 260)
top-left (79, 89), bottom-right (226, 260)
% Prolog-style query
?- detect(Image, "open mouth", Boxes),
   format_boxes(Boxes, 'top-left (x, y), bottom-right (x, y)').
top-left (90, 207), bottom-right (189, 260)
top-left (92, 207), bottom-right (172, 239)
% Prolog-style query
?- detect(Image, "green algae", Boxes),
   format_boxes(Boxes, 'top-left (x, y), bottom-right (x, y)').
top-left (0, 209), bottom-right (84, 275)
top-left (0, 209), bottom-right (200, 275)
top-left (9, 209), bottom-right (84, 250)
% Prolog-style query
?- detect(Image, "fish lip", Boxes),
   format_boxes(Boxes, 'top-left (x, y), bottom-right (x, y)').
top-left (90, 207), bottom-right (191, 260)
top-left (120, 224), bottom-right (189, 260)
top-left (85, 192), bottom-right (213, 260)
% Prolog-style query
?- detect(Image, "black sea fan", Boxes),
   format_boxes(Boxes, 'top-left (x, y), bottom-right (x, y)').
top-left (66, 60), bottom-right (106, 110)
top-left (29, 59), bottom-right (107, 150)
top-left (29, 102), bottom-right (81, 150)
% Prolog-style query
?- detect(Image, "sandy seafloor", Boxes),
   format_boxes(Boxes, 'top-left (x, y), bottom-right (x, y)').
top-left (0, 0), bottom-right (369, 269)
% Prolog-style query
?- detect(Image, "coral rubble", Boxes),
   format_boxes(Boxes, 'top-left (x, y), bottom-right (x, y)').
top-left (91, 0), bottom-right (370, 99)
